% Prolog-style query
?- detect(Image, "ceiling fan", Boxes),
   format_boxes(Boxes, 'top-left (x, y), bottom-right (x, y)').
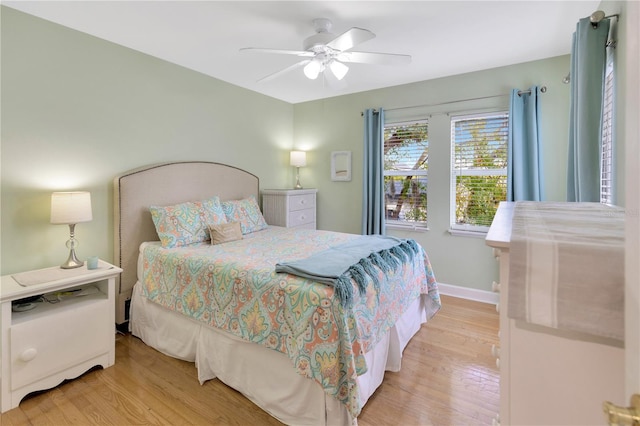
top-left (240, 18), bottom-right (411, 83)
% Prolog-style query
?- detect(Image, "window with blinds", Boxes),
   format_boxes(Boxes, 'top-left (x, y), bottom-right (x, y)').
top-left (450, 112), bottom-right (508, 232)
top-left (601, 61), bottom-right (614, 204)
top-left (383, 120), bottom-right (428, 229)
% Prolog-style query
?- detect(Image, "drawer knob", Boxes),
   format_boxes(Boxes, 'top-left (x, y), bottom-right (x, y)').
top-left (300, 199), bottom-right (306, 204)
top-left (493, 414), bottom-right (501, 426)
top-left (492, 281), bottom-right (501, 292)
top-left (491, 344), bottom-right (500, 358)
top-left (20, 348), bottom-right (38, 362)
top-left (496, 303), bottom-right (500, 313)
top-left (300, 215), bottom-right (306, 220)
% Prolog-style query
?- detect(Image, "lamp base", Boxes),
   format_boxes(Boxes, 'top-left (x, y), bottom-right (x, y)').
top-left (60, 248), bottom-right (84, 269)
top-left (61, 228), bottom-right (83, 269)
top-left (294, 167), bottom-right (303, 189)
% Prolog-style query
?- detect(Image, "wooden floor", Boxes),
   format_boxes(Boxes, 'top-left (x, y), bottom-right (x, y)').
top-left (1, 295), bottom-right (499, 425)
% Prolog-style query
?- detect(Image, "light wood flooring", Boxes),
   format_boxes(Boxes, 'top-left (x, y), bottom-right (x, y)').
top-left (1, 295), bottom-right (499, 425)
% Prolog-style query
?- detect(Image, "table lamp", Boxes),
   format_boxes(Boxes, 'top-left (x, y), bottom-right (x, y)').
top-left (50, 191), bottom-right (93, 269)
top-left (290, 151), bottom-right (307, 189)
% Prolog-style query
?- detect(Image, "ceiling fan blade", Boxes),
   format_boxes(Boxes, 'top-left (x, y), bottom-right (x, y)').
top-left (240, 47), bottom-right (314, 57)
top-left (337, 51), bottom-right (412, 65)
top-left (257, 60), bottom-right (309, 83)
top-left (326, 27), bottom-right (375, 52)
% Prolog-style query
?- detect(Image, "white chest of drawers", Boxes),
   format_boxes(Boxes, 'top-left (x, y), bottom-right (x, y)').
top-left (486, 202), bottom-right (625, 426)
top-left (261, 188), bottom-right (317, 229)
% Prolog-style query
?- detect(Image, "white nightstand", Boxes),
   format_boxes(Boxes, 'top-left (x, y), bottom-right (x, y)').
top-left (262, 188), bottom-right (317, 229)
top-left (0, 260), bottom-right (122, 413)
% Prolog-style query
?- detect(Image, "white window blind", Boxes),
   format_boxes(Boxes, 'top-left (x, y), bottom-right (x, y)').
top-left (451, 112), bottom-right (508, 232)
top-left (601, 61), bottom-right (614, 204)
top-left (383, 121), bottom-right (428, 229)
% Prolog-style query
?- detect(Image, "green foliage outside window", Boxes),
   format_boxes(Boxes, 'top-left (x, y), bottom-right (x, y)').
top-left (453, 113), bottom-right (508, 229)
top-left (455, 176), bottom-right (507, 226)
top-left (385, 175), bottom-right (427, 222)
top-left (384, 123), bottom-right (428, 226)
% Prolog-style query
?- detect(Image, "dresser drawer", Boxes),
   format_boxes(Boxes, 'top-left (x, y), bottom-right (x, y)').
top-left (261, 189), bottom-right (317, 229)
top-left (288, 208), bottom-right (315, 227)
top-left (288, 193), bottom-right (315, 212)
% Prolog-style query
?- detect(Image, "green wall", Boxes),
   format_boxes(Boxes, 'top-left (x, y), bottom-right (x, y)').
top-left (294, 56), bottom-right (572, 292)
top-left (1, 7), bottom-right (294, 274)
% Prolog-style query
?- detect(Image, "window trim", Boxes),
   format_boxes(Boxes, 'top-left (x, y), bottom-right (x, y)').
top-left (383, 119), bottom-right (429, 230)
top-left (449, 110), bottom-right (509, 235)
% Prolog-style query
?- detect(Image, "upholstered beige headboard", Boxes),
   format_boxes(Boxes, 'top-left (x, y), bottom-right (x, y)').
top-left (113, 161), bottom-right (259, 324)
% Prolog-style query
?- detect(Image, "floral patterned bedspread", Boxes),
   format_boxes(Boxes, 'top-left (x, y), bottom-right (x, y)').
top-left (140, 226), bottom-right (440, 418)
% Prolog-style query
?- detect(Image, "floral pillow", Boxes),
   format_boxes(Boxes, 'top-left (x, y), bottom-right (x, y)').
top-left (150, 196), bottom-right (227, 248)
top-left (221, 196), bottom-right (268, 234)
top-left (202, 196), bottom-right (228, 226)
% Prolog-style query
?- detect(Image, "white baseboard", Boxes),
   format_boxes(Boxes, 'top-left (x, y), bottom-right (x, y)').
top-left (437, 282), bottom-right (499, 305)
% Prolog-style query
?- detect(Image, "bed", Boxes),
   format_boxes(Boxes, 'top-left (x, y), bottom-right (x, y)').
top-left (114, 161), bottom-right (441, 425)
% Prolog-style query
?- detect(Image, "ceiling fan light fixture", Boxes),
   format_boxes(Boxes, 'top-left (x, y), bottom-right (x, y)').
top-left (243, 18), bottom-right (411, 84)
top-left (329, 60), bottom-right (349, 80)
top-left (303, 59), bottom-right (323, 80)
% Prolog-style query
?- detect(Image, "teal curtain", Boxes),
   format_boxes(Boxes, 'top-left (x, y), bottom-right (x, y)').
top-left (567, 17), bottom-right (610, 201)
top-left (362, 108), bottom-right (385, 235)
top-left (508, 86), bottom-right (544, 201)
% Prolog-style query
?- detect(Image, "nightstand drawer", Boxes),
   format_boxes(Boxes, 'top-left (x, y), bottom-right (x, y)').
top-left (10, 297), bottom-right (110, 390)
top-left (288, 208), bottom-right (315, 227)
top-left (288, 193), bottom-right (315, 212)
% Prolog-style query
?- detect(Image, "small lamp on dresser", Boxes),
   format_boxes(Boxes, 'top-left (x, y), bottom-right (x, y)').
top-left (50, 191), bottom-right (92, 269)
top-left (290, 150), bottom-right (307, 189)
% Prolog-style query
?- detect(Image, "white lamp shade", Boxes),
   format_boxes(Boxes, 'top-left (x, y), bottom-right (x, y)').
top-left (290, 151), bottom-right (307, 167)
top-left (50, 191), bottom-right (93, 224)
top-left (329, 60), bottom-right (349, 80)
top-left (303, 60), bottom-right (322, 80)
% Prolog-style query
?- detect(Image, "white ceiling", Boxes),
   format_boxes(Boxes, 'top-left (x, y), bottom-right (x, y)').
top-left (4, 1), bottom-right (601, 104)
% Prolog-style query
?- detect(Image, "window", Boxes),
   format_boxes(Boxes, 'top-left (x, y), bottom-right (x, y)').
top-left (451, 112), bottom-right (508, 233)
top-left (383, 120), bottom-right (428, 229)
top-left (600, 60), bottom-right (614, 204)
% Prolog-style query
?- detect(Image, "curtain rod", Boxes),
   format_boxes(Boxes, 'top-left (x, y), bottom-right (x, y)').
top-left (361, 86), bottom-right (547, 116)
top-left (518, 86), bottom-right (547, 96)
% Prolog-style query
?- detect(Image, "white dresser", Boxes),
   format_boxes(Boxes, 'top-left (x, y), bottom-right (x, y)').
top-left (261, 188), bottom-right (317, 229)
top-left (486, 202), bottom-right (625, 426)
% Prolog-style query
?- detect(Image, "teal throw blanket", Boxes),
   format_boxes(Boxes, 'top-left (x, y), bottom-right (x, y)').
top-left (275, 235), bottom-right (421, 308)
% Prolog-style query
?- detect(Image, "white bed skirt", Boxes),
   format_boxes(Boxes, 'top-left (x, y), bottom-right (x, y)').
top-left (130, 282), bottom-right (428, 425)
